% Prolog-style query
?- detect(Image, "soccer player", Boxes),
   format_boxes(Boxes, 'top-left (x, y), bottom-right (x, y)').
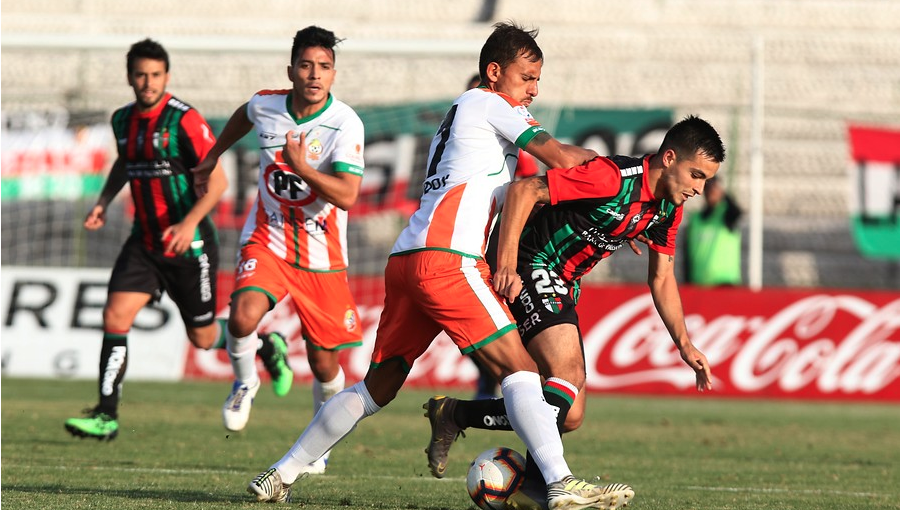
top-left (63, 38), bottom-right (232, 441)
top-left (425, 115), bottom-right (721, 509)
top-left (246, 22), bottom-right (634, 510)
top-left (463, 72), bottom-right (538, 400)
top-left (191, 26), bottom-right (365, 475)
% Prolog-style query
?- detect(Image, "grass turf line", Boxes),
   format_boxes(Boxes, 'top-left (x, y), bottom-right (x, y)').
top-left (2, 378), bottom-right (898, 510)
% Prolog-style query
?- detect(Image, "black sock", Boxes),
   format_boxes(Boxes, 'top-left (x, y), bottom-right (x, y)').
top-left (453, 397), bottom-right (512, 431)
top-left (257, 331), bottom-right (273, 360)
top-left (97, 332), bottom-right (128, 419)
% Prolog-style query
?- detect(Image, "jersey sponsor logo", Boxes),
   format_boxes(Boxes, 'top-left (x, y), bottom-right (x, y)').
top-left (423, 174), bottom-right (450, 195)
top-left (126, 160), bottom-right (173, 178)
top-left (603, 208), bottom-right (625, 221)
top-left (305, 216), bottom-right (328, 235)
top-left (580, 228), bottom-right (626, 252)
top-left (263, 163), bottom-right (318, 206)
top-left (259, 131), bottom-right (278, 140)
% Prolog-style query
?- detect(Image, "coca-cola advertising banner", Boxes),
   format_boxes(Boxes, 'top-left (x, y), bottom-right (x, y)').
top-left (185, 275), bottom-right (900, 402)
top-left (579, 285), bottom-right (899, 401)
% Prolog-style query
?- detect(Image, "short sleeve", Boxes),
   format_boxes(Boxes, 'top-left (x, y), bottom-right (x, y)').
top-left (331, 113), bottom-right (365, 177)
top-left (546, 157), bottom-right (623, 205)
top-left (484, 92), bottom-right (546, 149)
top-left (646, 205), bottom-right (683, 256)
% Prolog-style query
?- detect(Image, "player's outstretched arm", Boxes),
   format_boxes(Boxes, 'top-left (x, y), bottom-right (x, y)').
top-left (523, 132), bottom-right (597, 170)
top-left (647, 249), bottom-right (713, 391)
top-left (191, 102), bottom-right (252, 194)
top-left (493, 176), bottom-right (550, 302)
top-left (85, 158), bottom-right (128, 230)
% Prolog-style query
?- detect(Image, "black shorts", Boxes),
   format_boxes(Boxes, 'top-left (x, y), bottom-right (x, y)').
top-left (108, 236), bottom-right (218, 328)
top-left (507, 266), bottom-right (580, 346)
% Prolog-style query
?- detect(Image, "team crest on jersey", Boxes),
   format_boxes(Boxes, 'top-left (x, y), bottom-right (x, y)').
top-left (153, 128), bottom-right (170, 149)
top-left (343, 309), bottom-right (358, 332)
top-left (542, 294), bottom-right (564, 314)
top-left (307, 138), bottom-right (324, 160)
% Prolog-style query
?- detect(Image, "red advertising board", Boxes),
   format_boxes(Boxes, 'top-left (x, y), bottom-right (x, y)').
top-left (185, 274), bottom-right (900, 402)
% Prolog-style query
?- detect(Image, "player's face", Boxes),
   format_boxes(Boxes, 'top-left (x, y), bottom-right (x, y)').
top-left (288, 46), bottom-right (336, 114)
top-left (489, 52), bottom-right (541, 107)
top-left (128, 58), bottom-right (169, 111)
top-left (658, 149), bottom-right (720, 206)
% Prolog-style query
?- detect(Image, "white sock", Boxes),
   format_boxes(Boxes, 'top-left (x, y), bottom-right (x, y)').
top-left (274, 381), bottom-right (381, 483)
top-left (310, 367), bottom-right (345, 463)
top-left (226, 329), bottom-right (259, 386)
top-left (313, 366), bottom-right (346, 414)
top-left (501, 371), bottom-right (571, 484)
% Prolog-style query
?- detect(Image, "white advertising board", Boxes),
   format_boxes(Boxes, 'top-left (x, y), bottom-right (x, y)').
top-left (1, 266), bottom-right (189, 380)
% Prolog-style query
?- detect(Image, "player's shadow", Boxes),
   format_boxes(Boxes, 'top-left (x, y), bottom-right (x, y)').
top-left (4, 484), bottom-right (241, 504)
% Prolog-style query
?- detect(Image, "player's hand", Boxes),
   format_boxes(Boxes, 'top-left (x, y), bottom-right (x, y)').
top-left (162, 221), bottom-right (196, 255)
top-left (191, 157), bottom-right (217, 198)
top-left (679, 342), bottom-right (713, 392)
top-left (84, 204), bottom-right (106, 230)
top-left (282, 130), bottom-right (307, 175)
top-left (628, 234), bottom-right (650, 255)
top-left (492, 266), bottom-right (523, 303)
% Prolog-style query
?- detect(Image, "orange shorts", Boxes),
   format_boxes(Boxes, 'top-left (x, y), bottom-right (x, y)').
top-left (370, 250), bottom-right (516, 370)
top-left (233, 243), bottom-right (362, 350)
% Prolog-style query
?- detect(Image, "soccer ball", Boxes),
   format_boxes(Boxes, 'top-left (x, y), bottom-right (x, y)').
top-left (466, 447), bottom-right (526, 510)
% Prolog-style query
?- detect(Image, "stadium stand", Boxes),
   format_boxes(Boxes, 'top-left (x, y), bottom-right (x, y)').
top-left (2, 0), bottom-right (899, 289)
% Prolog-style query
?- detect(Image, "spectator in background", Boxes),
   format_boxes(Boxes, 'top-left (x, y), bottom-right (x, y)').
top-left (682, 175), bottom-right (743, 286)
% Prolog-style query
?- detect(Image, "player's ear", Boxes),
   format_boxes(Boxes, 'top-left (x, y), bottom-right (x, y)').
top-left (286, 65), bottom-right (294, 83)
top-left (485, 62), bottom-right (502, 84)
top-left (662, 148), bottom-right (678, 168)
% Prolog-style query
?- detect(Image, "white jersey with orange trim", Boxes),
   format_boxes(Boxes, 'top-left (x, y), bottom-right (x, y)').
top-left (240, 91), bottom-right (365, 271)
top-left (391, 87), bottom-right (545, 259)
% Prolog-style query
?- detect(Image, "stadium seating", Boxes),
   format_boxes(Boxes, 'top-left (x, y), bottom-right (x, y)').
top-left (3, 0), bottom-right (899, 288)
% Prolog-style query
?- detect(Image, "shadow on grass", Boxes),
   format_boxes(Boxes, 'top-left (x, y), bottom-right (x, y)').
top-left (3, 484), bottom-right (243, 503)
top-left (4, 484), bottom-right (467, 509)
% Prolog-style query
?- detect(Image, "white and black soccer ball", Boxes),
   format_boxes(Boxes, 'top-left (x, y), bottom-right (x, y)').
top-left (465, 447), bottom-right (526, 510)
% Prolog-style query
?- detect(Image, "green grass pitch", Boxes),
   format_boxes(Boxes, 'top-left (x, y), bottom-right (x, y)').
top-left (2, 377), bottom-right (898, 509)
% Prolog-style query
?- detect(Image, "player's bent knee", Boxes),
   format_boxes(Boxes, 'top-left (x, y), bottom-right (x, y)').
top-left (186, 324), bottom-right (218, 350)
top-left (562, 410), bottom-right (584, 433)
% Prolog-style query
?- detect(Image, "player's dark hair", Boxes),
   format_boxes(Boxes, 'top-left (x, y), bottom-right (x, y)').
top-left (127, 38), bottom-right (169, 74)
top-left (659, 115), bottom-right (726, 163)
top-left (478, 21), bottom-right (542, 83)
top-left (291, 26), bottom-right (343, 65)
